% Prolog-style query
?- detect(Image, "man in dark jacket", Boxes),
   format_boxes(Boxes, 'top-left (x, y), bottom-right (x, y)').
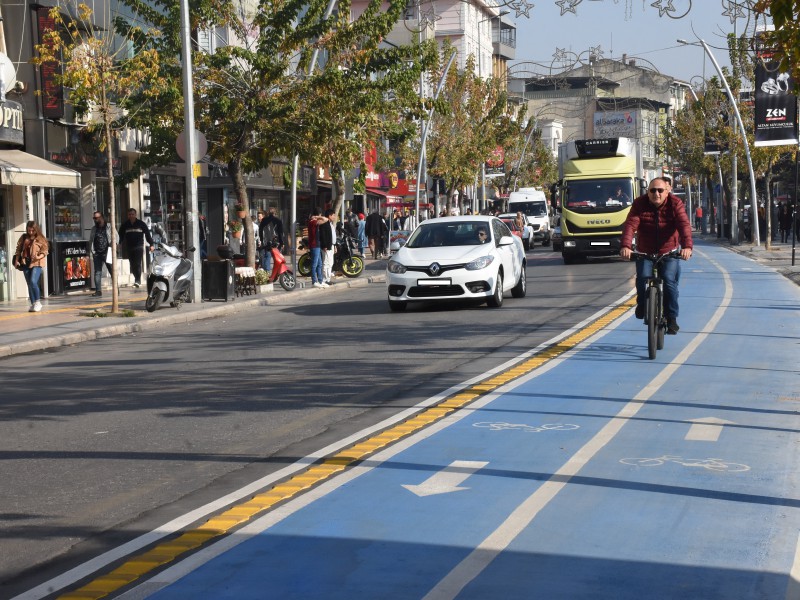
top-left (118, 208), bottom-right (154, 288)
top-left (365, 210), bottom-right (388, 259)
top-left (258, 207), bottom-right (284, 272)
top-left (620, 177), bottom-right (693, 334)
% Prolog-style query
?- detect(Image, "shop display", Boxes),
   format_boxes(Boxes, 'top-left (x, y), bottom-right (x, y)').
top-left (165, 191), bottom-right (185, 250)
top-left (58, 241), bottom-right (91, 290)
top-left (54, 193), bottom-right (83, 240)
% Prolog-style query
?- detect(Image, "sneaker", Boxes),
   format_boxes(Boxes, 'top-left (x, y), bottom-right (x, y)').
top-left (133, 282), bottom-right (141, 288)
top-left (634, 304), bottom-right (645, 319)
top-left (92, 291), bottom-right (102, 297)
top-left (32, 301), bottom-right (42, 312)
top-left (320, 282), bottom-right (329, 288)
top-left (312, 282), bottom-right (324, 288)
top-left (28, 304), bottom-right (35, 312)
top-left (667, 317), bottom-right (680, 335)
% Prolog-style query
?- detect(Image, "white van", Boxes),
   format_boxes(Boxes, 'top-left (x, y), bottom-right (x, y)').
top-left (507, 188), bottom-right (551, 246)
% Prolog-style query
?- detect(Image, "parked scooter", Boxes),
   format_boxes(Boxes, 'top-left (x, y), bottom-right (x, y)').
top-left (266, 243), bottom-right (296, 291)
top-left (145, 238), bottom-right (195, 312)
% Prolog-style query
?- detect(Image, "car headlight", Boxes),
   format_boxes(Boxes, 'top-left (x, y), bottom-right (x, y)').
top-left (465, 255), bottom-right (495, 271)
top-left (387, 260), bottom-right (407, 274)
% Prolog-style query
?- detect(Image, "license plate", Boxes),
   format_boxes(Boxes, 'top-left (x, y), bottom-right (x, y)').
top-left (590, 241), bottom-right (611, 246)
top-left (417, 278), bottom-right (451, 286)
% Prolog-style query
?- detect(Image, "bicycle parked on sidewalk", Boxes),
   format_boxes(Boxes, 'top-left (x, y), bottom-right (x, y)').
top-left (631, 249), bottom-right (682, 360)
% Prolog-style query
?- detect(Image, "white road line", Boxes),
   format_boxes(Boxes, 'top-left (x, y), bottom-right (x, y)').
top-left (422, 249), bottom-right (733, 600)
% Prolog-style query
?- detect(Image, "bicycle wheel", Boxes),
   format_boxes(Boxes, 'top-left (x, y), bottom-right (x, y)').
top-left (657, 308), bottom-right (665, 350)
top-left (647, 285), bottom-right (658, 359)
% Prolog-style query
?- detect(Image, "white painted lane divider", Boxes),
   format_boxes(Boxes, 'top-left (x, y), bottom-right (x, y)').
top-left (685, 417), bottom-right (736, 442)
top-left (403, 460), bottom-right (489, 497)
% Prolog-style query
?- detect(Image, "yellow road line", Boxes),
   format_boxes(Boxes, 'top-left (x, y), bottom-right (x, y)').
top-left (57, 299), bottom-right (635, 600)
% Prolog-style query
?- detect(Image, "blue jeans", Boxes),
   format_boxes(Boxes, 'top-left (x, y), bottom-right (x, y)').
top-left (261, 247), bottom-right (273, 273)
top-left (636, 256), bottom-right (681, 318)
top-left (23, 265), bottom-right (43, 304)
top-left (93, 253), bottom-right (112, 292)
top-left (310, 246), bottom-right (323, 284)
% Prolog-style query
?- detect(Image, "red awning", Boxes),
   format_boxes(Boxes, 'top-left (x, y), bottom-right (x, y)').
top-left (365, 187), bottom-right (402, 200)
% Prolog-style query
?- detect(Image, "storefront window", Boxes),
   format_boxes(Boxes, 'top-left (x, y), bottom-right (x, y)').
top-left (146, 174), bottom-right (185, 249)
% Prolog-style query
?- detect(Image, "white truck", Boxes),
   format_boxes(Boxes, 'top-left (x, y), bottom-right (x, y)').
top-left (507, 188), bottom-right (551, 247)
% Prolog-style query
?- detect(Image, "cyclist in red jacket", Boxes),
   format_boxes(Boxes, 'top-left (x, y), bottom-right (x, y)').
top-left (620, 177), bottom-right (693, 334)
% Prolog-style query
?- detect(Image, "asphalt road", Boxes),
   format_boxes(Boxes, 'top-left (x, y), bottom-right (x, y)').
top-left (0, 249), bottom-right (635, 598)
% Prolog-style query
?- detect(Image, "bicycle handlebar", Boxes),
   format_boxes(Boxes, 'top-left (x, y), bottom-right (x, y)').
top-left (629, 249), bottom-right (684, 262)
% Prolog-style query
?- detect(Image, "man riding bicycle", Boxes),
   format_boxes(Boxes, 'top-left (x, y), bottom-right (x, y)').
top-left (620, 177), bottom-right (693, 334)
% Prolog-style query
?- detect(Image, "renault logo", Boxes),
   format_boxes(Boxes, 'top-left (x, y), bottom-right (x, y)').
top-left (428, 262), bottom-right (441, 276)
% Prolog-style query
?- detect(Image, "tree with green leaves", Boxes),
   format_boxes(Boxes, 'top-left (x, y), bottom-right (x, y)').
top-left (33, 1), bottom-right (168, 313)
top-left (754, 1), bottom-right (800, 84)
top-left (115, 0), bottom-right (436, 267)
top-left (404, 49), bottom-right (521, 212)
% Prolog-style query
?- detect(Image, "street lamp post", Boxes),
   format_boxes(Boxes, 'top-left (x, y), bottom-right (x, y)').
top-left (678, 38), bottom-right (760, 246)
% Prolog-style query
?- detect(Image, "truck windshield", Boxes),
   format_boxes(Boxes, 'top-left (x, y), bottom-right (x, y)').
top-left (509, 202), bottom-right (547, 217)
top-left (564, 179), bottom-right (633, 214)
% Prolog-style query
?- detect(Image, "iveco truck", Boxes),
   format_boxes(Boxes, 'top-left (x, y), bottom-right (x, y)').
top-left (554, 137), bottom-right (645, 264)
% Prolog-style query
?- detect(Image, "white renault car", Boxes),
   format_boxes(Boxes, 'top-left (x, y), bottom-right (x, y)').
top-left (386, 216), bottom-right (526, 312)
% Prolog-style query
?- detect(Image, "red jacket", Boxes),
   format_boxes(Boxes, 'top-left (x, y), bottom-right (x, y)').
top-left (620, 193), bottom-right (693, 255)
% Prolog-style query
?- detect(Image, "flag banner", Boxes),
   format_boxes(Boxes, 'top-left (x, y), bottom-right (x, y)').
top-left (754, 59), bottom-right (798, 147)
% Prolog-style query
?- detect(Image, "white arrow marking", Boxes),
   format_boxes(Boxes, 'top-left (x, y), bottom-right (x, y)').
top-left (403, 460), bottom-right (488, 497)
top-left (685, 417), bottom-right (736, 442)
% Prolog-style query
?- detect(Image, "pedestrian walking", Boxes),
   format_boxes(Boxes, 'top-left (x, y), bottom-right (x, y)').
top-left (90, 212), bottom-right (113, 297)
top-left (118, 208), bottom-right (154, 288)
top-left (307, 208), bottom-right (327, 288)
top-left (259, 207), bottom-right (284, 273)
top-left (13, 220), bottom-right (49, 312)
top-left (344, 207), bottom-right (359, 238)
top-left (365, 210), bottom-right (387, 259)
top-left (319, 209), bottom-right (337, 285)
top-left (357, 213), bottom-right (367, 256)
top-left (778, 204), bottom-right (792, 243)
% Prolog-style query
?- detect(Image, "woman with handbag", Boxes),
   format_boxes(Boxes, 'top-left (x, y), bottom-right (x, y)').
top-left (13, 221), bottom-right (49, 312)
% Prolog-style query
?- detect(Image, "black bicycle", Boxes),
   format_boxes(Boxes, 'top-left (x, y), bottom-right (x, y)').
top-left (631, 249), bottom-right (682, 360)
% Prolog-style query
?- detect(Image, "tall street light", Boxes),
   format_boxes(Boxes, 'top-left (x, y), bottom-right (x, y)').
top-left (678, 38), bottom-right (760, 246)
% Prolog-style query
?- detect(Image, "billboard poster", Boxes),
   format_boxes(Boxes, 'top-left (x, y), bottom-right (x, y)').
top-left (754, 59), bottom-right (798, 147)
top-left (485, 146), bottom-right (505, 177)
top-left (59, 241), bottom-right (91, 291)
top-left (37, 8), bottom-right (64, 120)
top-left (593, 111), bottom-right (638, 138)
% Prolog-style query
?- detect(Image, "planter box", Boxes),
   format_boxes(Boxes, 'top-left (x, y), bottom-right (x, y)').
top-left (256, 283), bottom-right (275, 294)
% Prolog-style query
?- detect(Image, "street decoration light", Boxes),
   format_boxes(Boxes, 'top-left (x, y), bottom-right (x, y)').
top-left (678, 38), bottom-right (760, 246)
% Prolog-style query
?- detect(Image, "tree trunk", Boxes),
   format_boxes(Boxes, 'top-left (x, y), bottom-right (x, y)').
top-left (331, 164), bottom-right (346, 215)
top-left (765, 169), bottom-right (773, 250)
top-left (228, 157), bottom-right (256, 268)
top-left (101, 77), bottom-right (120, 314)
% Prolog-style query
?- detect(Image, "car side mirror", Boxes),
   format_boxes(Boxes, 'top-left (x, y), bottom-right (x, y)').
top-left (498, 235), bottom-right (515, 246)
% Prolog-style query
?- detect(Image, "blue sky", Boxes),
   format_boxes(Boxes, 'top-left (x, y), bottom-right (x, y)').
top-left (511, 0), bottom-right (763, 84)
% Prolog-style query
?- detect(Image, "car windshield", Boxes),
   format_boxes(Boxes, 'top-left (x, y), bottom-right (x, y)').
top-left (406, 222), bottom-right (492, 248)
top-left (509, 202), bottom-right (547, 217)
top-left (564, 178), bottom-right (633, 214)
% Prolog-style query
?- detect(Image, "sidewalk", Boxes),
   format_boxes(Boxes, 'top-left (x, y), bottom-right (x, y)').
top-left (697, 231), bottom-right (800, 286)
top-left (0, 258), bottom-right (388, 359)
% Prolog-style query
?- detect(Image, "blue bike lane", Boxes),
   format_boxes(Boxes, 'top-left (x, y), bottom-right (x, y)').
top-left (124, 241), bottom-right (800, 600)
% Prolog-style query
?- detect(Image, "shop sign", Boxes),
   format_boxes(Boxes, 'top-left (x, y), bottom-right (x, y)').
top-left (0, 99), bottom-right (23, 145)
top-left (37, 7), bottom-right (64, 119)
top-left (59, 241), bottom-right (90, 290)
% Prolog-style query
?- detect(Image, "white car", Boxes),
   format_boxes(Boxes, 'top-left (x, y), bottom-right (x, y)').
top-left (386, 216), bottom-right (527, 312)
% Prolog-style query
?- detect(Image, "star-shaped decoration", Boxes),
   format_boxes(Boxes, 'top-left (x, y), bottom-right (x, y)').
top-left (590, 45), bottom-right (604, 60)
top-left (650, 0), bottom-right (676, 18)
top-left (552, 47), bottom-right (569, 62)
top-left (508, 0), bottom-right (534, 19)
top-left (555, 0), bottom-right (581, 16)
top-left (418, 5), bottom-right (441, 29)
top-left (721, 0), bottom-right (746, 24)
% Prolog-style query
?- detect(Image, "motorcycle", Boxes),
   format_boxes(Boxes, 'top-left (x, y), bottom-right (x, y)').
top-left (266, 243), bottom-right (296, 291)
top-left (145, 240), bottom-right (195, 312)
top-left (297, 231), bottom-right (364, 278)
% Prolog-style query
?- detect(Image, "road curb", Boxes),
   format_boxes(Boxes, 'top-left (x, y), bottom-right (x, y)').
top-left (0, 274), bottom-right (386, 359)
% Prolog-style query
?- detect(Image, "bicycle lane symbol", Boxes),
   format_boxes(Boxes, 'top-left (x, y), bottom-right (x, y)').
top-left (619, 455), bottom-right (750, 472)
top-left (472, 422), bottom-right (581, 433)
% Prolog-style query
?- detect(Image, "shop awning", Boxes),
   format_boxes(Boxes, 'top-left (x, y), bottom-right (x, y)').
top-left (365, 187), bottom-right (403, 201)
top-left (0, 150), bottom-right (81, 189)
